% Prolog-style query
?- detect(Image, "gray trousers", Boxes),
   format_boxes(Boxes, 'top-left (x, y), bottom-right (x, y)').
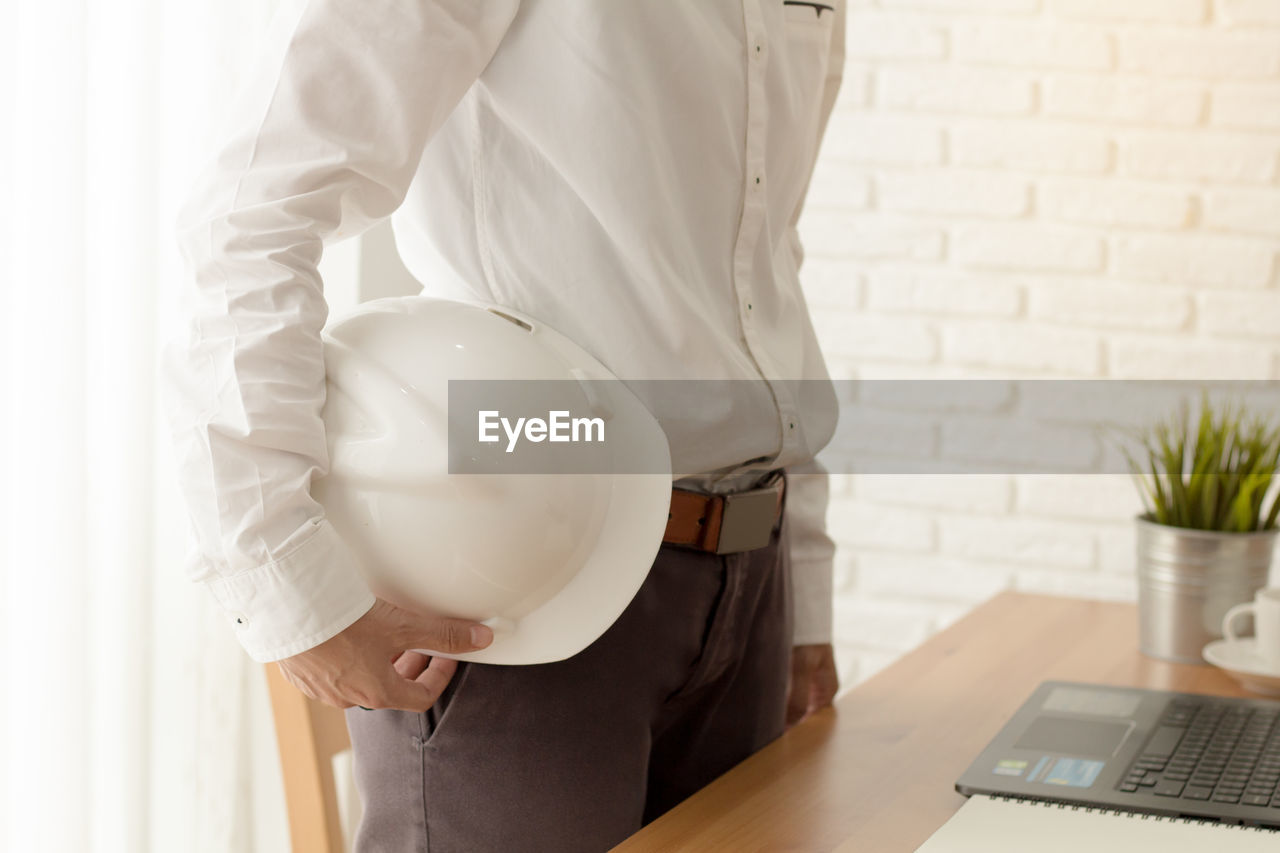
top-left (345, 522), bottom-right (792, 853)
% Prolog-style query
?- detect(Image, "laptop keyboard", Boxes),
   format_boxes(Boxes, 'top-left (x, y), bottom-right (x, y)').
top-left (1118, 698), bottom-right (1280, 807)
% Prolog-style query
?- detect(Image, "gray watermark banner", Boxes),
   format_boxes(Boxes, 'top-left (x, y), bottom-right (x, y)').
top-left (446, 379), bottom-right (1280, 475)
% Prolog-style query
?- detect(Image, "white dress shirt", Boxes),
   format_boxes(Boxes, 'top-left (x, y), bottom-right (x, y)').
top-left (166, 0), bottom-right (845, 663)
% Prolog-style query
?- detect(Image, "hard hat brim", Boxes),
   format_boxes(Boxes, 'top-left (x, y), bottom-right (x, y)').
top-left (413, 322), bottom-right (673, 665)
top-left (422, 471), bottom-right (672, 665)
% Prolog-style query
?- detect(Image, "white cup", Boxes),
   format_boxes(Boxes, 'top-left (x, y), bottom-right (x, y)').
top-left (1223, 588), bottom-right (1280, 673)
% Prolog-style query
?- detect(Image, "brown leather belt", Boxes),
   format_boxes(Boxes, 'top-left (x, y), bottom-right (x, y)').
top-left (662, 472), bottom-right (785, 555)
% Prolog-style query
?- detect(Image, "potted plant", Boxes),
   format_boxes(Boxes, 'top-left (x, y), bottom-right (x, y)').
top-left (1122, 397), bottom-right (1280, 663)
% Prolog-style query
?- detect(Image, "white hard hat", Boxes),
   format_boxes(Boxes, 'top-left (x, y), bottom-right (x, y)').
top-left (312, 297), bottom-right (672, 665)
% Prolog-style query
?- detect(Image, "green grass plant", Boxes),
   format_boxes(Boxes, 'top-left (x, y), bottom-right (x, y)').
top-left (1121, 396), bottom-right (1280, 533)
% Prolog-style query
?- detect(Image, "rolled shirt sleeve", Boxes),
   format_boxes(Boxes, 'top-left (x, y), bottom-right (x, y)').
top-left (163, 0), bottom-right (520, 662)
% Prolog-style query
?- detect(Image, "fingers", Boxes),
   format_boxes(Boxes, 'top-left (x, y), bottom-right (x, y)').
top-left (812, 657), bottom-right (839, 710)
top-left (393, 650), bottom-right (431, 680)
top-left (392, 652), bottom-right (457, 699)
top-left (275, 599), bottom-right (484, 712)
top-left (787, 644), bottom-right (840, 727)
top-left (331, 656), bottom-right (457, 713)
top-left (414, 655), bottom-right (458, 697)
top-left (786, 666), bottom-right (812, 726)
top-left (376, 659), bottom-right (455, 712)
top-left (786, 694), bottom-right (810, 726)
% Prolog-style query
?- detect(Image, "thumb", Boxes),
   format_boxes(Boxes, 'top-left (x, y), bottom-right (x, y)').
top-left (390, 608), bottom-right (494, 655)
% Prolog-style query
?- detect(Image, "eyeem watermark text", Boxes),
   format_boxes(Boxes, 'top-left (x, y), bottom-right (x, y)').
top-left (478, 410), bottom-right (605, 453)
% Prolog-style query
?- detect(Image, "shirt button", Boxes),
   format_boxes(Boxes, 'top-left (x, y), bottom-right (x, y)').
top-left (233, 614), bottom-right (248, 628)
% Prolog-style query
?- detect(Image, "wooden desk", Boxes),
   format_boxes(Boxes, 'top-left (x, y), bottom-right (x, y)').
top-left (614, 591), bottom-right (1256, 853)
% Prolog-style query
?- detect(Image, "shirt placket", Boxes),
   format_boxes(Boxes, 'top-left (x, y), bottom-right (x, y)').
top-left (734, 0), bottom-right (799, 470)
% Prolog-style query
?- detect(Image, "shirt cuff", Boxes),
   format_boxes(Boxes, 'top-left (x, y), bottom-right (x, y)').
top-left (785, 462), bottom-right (836, 646)
top-left (791, 553), bottom-right (834, 646)
top-left (196, 518), bottom-right (377, 662)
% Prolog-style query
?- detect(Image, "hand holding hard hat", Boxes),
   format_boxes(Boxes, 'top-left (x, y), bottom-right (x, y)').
top-left (312, 297), bottom-right (673, 665)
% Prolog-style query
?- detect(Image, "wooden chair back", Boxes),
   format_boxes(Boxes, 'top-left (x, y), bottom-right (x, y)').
top-left (264, 664), bottom-right (353, 853)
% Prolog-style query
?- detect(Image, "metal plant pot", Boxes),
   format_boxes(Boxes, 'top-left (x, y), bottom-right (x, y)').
top-left (1136, 516), bottom-right (1276, 664)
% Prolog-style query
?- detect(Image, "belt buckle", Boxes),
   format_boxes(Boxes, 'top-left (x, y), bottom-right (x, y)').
top-left (715, 485), bottom-right (779, 555)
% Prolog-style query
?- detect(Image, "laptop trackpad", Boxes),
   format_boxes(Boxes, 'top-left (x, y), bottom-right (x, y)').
top-left (1014, 716), bottom-right (1132, 758)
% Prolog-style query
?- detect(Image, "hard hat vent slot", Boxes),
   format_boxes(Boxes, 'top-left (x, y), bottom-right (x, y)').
top-left (487, 309), bottom-right (533, 332)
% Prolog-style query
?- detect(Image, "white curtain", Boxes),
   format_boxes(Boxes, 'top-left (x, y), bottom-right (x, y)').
top-left (0, 3), bottom-right (363, 851)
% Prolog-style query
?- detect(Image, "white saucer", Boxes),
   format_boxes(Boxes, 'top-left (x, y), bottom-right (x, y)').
top-left (1203, 638), bottom-right (1280, 697)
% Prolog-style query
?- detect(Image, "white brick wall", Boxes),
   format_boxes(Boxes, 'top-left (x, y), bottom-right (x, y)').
top-left (1220, 0), bottom-right (1280, 26)
top-left (799, 2), bottom-right (1280, 688)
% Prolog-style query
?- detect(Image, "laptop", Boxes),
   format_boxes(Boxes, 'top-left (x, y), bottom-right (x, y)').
top-left (956, 681), bottom-right (1280, 827)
